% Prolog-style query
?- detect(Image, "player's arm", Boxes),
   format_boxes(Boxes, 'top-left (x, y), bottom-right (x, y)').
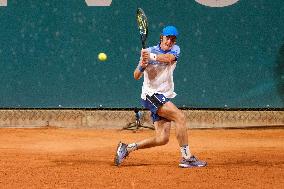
top-left (134, 50), bottom-right (149, 80)
top-left (155, 54), bottom-right (176, 64)
top-left (147, 46), bottom-right (180, 64)
top-left (133, 60), bottom-right (147, 80)
top-left (134, 65), bottom-right (143, 80)
top-left (140, 49), bottom-right (175, 64)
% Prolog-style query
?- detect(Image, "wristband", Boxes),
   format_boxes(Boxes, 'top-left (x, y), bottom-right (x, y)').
top-left (150, 53), bottom-right (157, 61)
top-left (138, 65), bottom-right (145, 72)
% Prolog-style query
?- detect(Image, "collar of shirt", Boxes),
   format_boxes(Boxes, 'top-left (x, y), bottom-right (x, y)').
top-left (157, 43), bottom-right (172, 54)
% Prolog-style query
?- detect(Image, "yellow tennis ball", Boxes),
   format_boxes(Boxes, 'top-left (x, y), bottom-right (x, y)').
top-left (98, 53), bottom-right (107, 61)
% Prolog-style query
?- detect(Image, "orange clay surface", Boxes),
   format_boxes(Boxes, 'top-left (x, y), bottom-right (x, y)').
top-left (0, 127), bottom-right (283, 189)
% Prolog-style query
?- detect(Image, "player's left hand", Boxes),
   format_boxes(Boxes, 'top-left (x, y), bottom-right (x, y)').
top-left (139, 56), bottom-right (148, 68)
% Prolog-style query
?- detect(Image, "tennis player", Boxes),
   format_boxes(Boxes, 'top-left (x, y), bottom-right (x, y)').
top-left (115, 26), bottom-right (207, 168)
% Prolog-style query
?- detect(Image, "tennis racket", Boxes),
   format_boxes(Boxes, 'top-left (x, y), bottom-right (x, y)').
top-left (136, 8), bottom-right (148, 49)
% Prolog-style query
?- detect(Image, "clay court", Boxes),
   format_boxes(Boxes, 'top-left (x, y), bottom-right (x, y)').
top-left (0, 127), bottom-right (283, 188)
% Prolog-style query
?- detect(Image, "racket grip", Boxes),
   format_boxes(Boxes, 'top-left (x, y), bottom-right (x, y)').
top-left (142, 41), bottom-right (146, 49)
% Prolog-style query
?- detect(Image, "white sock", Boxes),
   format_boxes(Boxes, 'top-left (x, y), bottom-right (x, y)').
top-left (127, 143), bottom-right (138, 153)
top-left (180, 145), bottom-right (192, 159)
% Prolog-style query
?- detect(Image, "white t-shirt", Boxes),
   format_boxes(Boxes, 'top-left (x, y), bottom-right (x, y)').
top-left (140, 44), bottom-right (180, 100)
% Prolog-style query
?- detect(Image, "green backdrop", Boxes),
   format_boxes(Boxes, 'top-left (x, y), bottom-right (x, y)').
top-left (0, 0), bottom-right (283, 108)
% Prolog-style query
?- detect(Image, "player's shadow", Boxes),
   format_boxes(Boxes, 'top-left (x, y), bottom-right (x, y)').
top-left (52, 159), bottom-right (152, 167)
top-left (52, 159), bottom-right (104, 166)
top-left (121, 163), bottom-right (152, 167)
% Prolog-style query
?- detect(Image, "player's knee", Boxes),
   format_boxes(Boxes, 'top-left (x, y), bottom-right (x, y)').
top-left (159, 138), bottom-right (169, 146)
top-left (168, 109), bottom-right (185, 123)
top-left (156, 135), bottom-right (169, 146)
top-left (176, 110), bottom-right (186, 124)
top-left (161, 135), bottom-right (169, 145)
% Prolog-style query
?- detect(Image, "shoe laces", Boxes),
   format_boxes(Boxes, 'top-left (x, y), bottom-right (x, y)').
top-left (184, 155), bottom-right (198, 162)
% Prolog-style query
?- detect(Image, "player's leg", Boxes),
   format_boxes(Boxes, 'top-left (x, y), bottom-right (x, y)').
top-left (130, 119), bottom-right (171, 150)
top-left (114, 119), bottom-right (171, 166)
top-left (157, 101), bottom-right (207, 168)
top-left (125, 94), bottom-right (171, 150)
top-left (157, 101), bottom-right (188, 147)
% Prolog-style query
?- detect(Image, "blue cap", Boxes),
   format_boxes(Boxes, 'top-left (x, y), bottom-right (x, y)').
top-left (162, 26), bottom-right (179, 37)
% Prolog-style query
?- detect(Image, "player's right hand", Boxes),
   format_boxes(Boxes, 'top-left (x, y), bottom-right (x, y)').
top-left (140, 49), bottom-right (148, 68)
top-left (141, 49), bottom-right (150, 63)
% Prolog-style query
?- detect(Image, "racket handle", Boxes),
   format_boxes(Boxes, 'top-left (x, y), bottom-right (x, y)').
top-left (142, 41), bottom-right (146, 49)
